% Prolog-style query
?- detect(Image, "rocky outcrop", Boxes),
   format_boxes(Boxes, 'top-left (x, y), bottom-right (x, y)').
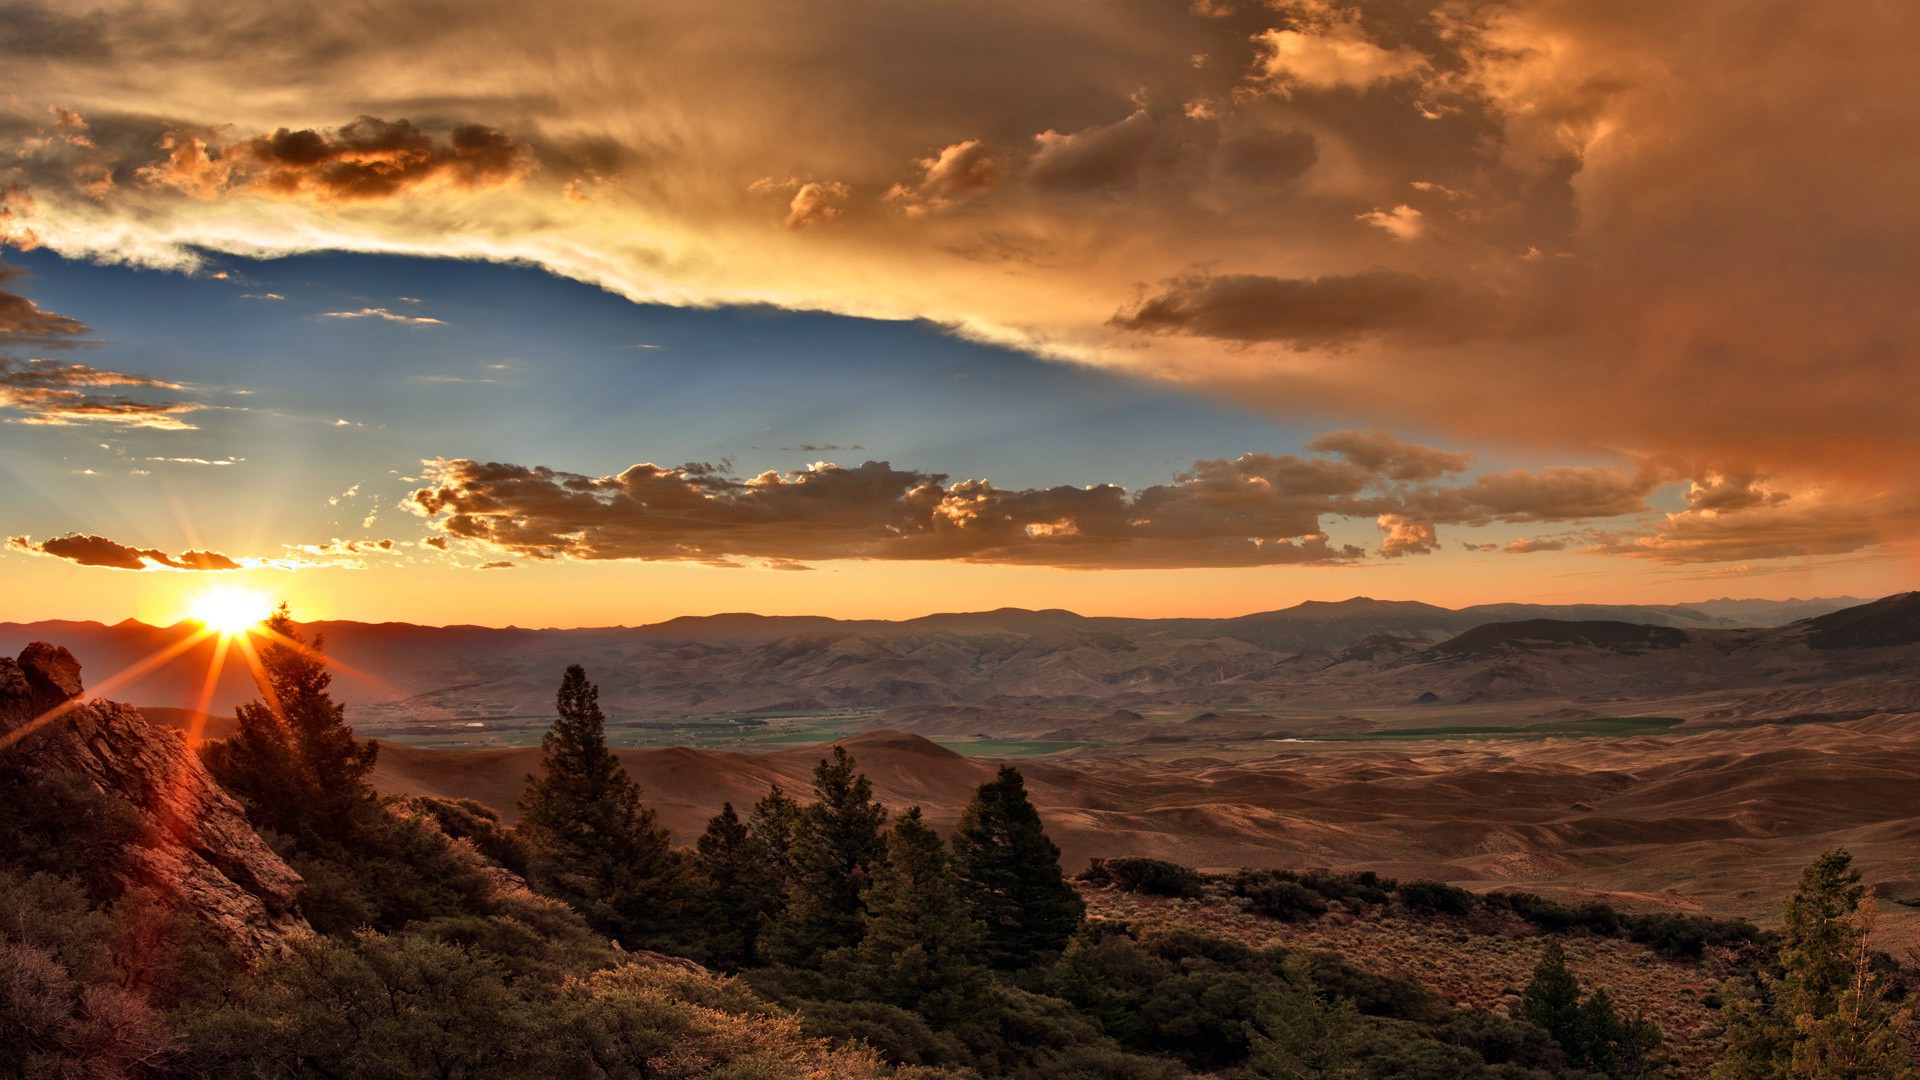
top-left (1, 643), bottom-right (308, 955)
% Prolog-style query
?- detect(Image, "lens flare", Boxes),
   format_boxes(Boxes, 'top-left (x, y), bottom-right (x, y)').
top-left (187, 587), bottom-right (270, 636)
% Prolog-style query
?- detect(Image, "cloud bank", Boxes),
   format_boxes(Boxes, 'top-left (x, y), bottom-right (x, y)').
top-left (0, 0), bottom-right (1912, 570)
top-left (404, 431), bottom-right (1887, 570)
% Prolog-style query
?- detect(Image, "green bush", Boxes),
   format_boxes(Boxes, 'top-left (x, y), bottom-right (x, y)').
top-left (1080, 857), bottom-right (1205, 898)
top-left (1397, 879), bottom-right (1476, 917)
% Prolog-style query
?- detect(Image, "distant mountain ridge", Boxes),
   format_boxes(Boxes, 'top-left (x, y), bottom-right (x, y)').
top-left (0, 594), bottom-right (1882, 721)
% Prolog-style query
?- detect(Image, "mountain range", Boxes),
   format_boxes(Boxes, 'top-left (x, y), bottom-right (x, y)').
top-left (0, 595), bottom-right (1877, 727)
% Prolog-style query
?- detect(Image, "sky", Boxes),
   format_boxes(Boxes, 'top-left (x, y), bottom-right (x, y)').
top-left (0, 0), bottom-right (1913, 627)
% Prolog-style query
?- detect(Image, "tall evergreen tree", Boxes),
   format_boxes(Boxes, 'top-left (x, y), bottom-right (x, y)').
top-left (747, 782), bottom-right (803, 884)
top-left (1523, 941), bottom-right (1664, 1078)
top-left (950, 764), bottom-right (1084, 969)
top-left (518, 665), bottom-right (675, 942)
top-left (836, 807), bottom-right (989, 1024)
top-left (1716, 849), bottom-right (1912, 1080)
top-left (1522, 941), bottom-right (1585, 1058)
top-left (205, 605), bottom-right (378, 847)
top-left (763, 746), bottom-right (887, 967)
top-left (692, 801), bottom-right (783, 968)
top-left (1792, 900), bottom-right (1910, 1079)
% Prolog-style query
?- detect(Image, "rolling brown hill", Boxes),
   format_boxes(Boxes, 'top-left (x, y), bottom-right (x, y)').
top-left (368, 715), bottom-right (1920, 947)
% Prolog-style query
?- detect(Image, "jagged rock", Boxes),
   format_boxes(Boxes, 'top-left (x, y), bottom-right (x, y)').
top-left (18, 642), bottom-right (84, 699)
top-left (2, 642), bottom-right (309, 955)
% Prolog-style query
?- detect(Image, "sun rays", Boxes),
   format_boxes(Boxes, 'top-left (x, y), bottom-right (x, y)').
top-left (1, 594), bottom-right (407, 755)
top-left (187, 587), bottom-right (271, 637)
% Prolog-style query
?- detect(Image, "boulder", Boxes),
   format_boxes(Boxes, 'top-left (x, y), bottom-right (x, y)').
top-left (18, 642), bottom-right (84, 698)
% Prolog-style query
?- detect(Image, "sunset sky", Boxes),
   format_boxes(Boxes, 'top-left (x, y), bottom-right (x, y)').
top-left (1, 0), bottom-right (1913, 627)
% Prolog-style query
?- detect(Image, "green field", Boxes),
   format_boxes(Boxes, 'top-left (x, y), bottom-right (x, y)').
top-left (370, 708), bottom-right (1095, 757)
top-left (1315, 716), bottom-right (1687, 742)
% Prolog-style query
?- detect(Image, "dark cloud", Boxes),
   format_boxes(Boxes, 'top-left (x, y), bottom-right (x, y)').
top-left (1304, 428), bottom-right (1470, 481)
top-left (405, 455), bottom-right (1372, 570)
top-left (0, 3), bottom-right (109, 59)
top-left (403, 432), bottom-right (1713, 569)
top-left (8, 534), bottom-right (242, 571)
top-left (141, 115), bottom-right (534, 203)
top-left (1216, 128), bottom-right (1317, 185)
top-left (1504, 537), bottom-right (1568, 554)
top-left (1028, 110), bottom-right (1159, 191)
top-left (1683, 470), bottom-right (1790, 513)
top-left (0, 357), bottom-right (201, 429)
top-left (477, 560), bottom-right (516, 569)
top-left (1581, 491), bottom-right (1911, 566)
top-left (1448, 467), bottom-right (1660, 523)
top-left (1111, 270), bottom-right (1443, 347)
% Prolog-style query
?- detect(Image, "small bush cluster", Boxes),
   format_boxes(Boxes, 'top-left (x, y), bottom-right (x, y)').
top-left (1210, 859), bottom-right (1767, 961)
top-left (1079, 856), bottom-right (1206, 898)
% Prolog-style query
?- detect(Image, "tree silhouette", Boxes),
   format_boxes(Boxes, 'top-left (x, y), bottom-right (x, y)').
top-left (764, 746), bottom-right (886, 967)
top-left (950, 764), bottom-right (1084, 969)
top-left (205, 605), bottom-right (377, 847)
top-left (518, 665), bottom-right (674, 942)
top-left (836, 807), bottom-right (988, 1023)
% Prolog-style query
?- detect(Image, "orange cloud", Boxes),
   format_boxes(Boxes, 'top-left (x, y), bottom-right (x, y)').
top-left (0, 357), bottom-right (201, 430)
top-left (138, 116), bottom-right (533, 203)
top-left (0, 0), bottom-right (1910, 534)
top-left (403, 435), bottom-right (1852, 569)
top-left (8, 534), bottom-right (242, 571)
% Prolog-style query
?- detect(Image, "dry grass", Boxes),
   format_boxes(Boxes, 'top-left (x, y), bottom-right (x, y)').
top-left (1083, 884), bottom-right (1731, 1078)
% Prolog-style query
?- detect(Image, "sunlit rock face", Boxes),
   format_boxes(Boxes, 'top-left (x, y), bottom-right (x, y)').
top-left (0, 643), bottom-right (309, 955)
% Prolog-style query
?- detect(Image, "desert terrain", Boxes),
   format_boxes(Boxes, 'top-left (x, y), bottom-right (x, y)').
top-left (62, 592), bottom-right (1906, 947)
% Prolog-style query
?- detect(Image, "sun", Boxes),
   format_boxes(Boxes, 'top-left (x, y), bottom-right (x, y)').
top-left (187, 587), bottom-right (271, 636)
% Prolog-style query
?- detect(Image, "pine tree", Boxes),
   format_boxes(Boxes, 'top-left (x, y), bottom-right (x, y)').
top-left (1792, 901), bottom-right (1911, 1079)
top-left (205, 605), bottom-right (377, 848)
top-left (692, 801), bottom-right (783, 968)
top-left (1717, 849), bottom-right (1911, 1079)
top-left (1251, 953), bottom-right (1364, 1080)
top-left (763, 746), bottom-right (887, 967)
top-left (747, 782), bottom-right (803, 884)
top-left (950, 764), bottom-right (1085, 969)
top-left (1520, 940), bottom-right (1667, 1077)
top-left (836, 807), bottom-right (989, 1023)
top-left (518, 665), bottom-right (675, 942)
top-left (1522, 940), bottom-right (1585, 1060)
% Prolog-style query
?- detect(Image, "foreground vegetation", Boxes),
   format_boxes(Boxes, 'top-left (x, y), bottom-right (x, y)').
top-left (2, 609), bottom-right (1914, 1077)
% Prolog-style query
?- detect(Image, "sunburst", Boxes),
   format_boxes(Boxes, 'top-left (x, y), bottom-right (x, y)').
top-left (187, 587), bottom-right (270, 637)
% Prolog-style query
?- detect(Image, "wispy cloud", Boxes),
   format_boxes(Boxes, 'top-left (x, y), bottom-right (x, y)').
top-left (321, 307), bottom-right (445, 326)
top-left (0, 357), bottom-right (202, 430)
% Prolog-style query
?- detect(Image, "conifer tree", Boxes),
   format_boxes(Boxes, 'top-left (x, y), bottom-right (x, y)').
top-left (692, 801), bottom-right (783, 968)
top-left (1522, 941), bottom-right (1585, 1058)
top-left (1716, 849), bottom-right (1912, 1080)
top-left (518, 665), bottom-right (674, 941)
top-left (950, 764), bottom-right (1085, 969)
top-left (206, 605), bottom-right (377, 847)
top-left (1792, 900), bottom-right (1910, 1078)
top-left (763, 746), bottom-right (887, 967)
top-left (1522, 941), bottom-right (1664, 1078)
top-left (837, 807), bottom-right (989, 1023)
top-left (748, 782), bottom-right (803, 883)
top-left (1251, 953), bottom-right (1364, 1079)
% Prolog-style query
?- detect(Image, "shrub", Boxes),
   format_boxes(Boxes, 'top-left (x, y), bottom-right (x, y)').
top-left (1080, 857), bottom-right (1205, 898)
top-left (1239, 878), bottom-right (1330, 923)
top-left (1397, 879), bottom-right (1476, 917)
